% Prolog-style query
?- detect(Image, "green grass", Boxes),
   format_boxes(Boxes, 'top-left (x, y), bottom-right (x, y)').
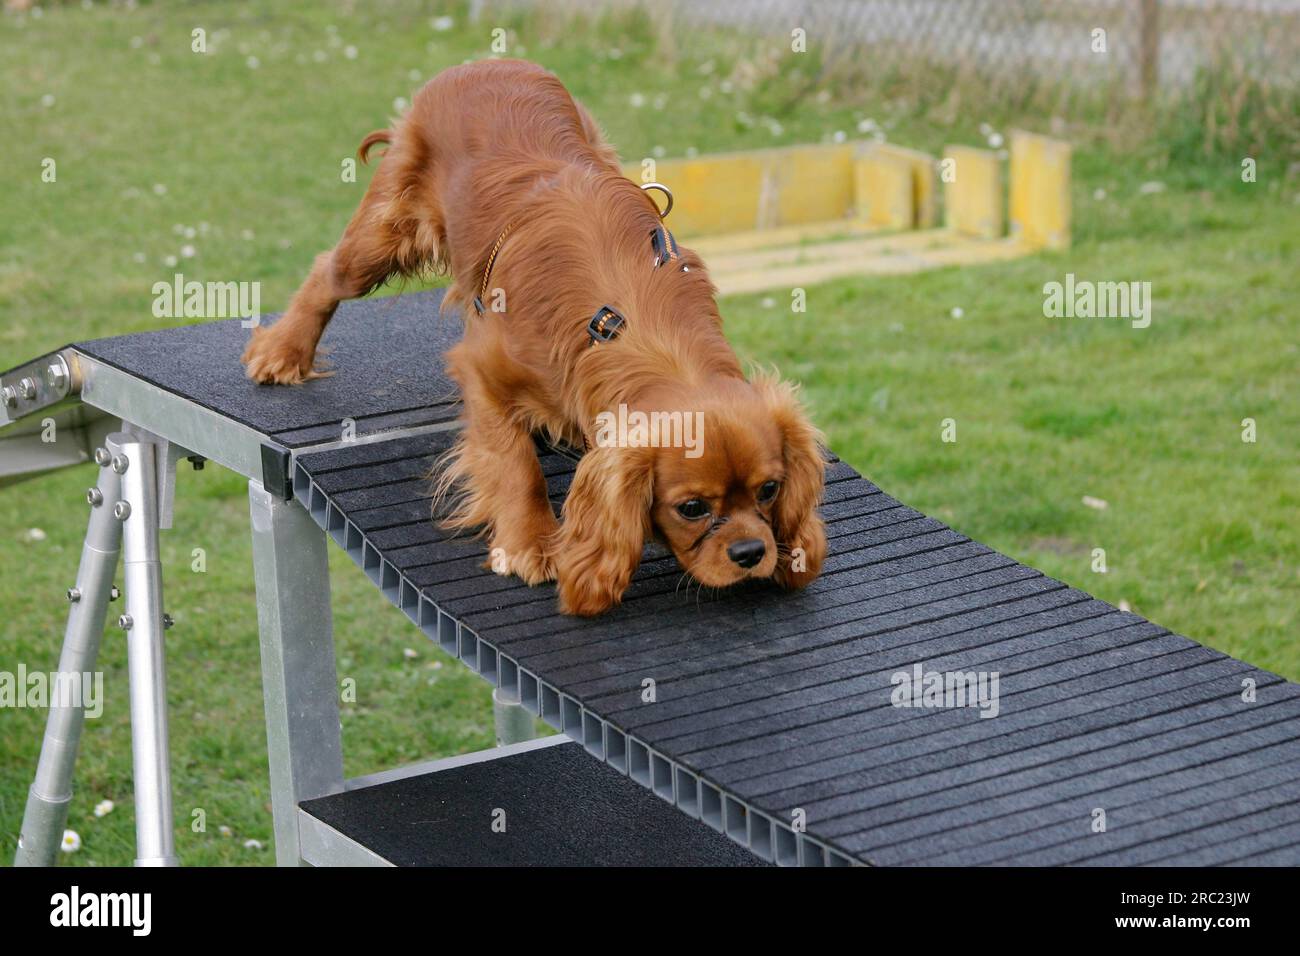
top-left (1, 1), bottom-right (1296, 866)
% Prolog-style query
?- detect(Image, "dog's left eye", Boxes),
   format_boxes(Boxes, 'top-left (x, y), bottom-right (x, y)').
top-left (676, 499), bottom-right (710, 520)
top-left (757, 480), bottom-right (780, 503)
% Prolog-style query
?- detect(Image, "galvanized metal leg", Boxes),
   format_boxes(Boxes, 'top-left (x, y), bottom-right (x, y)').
top-left (13, 452), bottom-right (123, 867)
top-left (493, 687), bottom-right (536, 746)
top-left (248, 480), bottom-right (344, 866)
top-left (109, 433), bottom-right (179, 867)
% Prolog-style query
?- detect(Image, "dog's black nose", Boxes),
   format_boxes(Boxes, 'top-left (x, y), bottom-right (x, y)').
top-left (727, 538), bottom-right (766, 569)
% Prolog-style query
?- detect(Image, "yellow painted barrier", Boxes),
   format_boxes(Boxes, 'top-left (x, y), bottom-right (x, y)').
top-left (771, 145), bottom-right (856, 228)
top-left (943, 146), bottom-right (1004, 240)
top-left (623, 143), bottom-right (855, 237)
top-left (1009, 130), bottom-right (1072, 250)
top-left (857, 143), bottom-right (938, 229)
top-left (688, 219), bottom-right (880, 258)
top-left (855, 150), bottom-right (913, 229)
top-left (617, 134), bottom-right (1069, 295)
top-left (623, 153), bottom-right (768, 236)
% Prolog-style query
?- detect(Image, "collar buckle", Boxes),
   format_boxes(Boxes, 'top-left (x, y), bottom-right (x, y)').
top-left (587, 305), bottom-right (626, 345)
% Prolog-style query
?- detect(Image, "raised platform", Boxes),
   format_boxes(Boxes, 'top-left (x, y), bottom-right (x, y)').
top-left (298, 737), bottom-right (766, 867)
top-left (7, 287), bottom-right (1300, 866)
top-left (75, 291), bottom-right (463, 448)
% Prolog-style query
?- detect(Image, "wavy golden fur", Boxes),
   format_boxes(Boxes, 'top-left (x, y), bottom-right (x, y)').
top-left (241, 59), bottom-right (826, 615)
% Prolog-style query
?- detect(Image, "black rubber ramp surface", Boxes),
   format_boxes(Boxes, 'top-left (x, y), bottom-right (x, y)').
top-left (300, 741), bottom-right (768, 866)
top-left (75, 289), bottom-right (461, 447)
top-left (294, 426), bottom-right (1300, 867)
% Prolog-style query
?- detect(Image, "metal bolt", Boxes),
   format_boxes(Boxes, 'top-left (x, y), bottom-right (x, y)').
top-left (87, 487), bottom-right (104, 506)
top-left (112, 501), bottom-right (131, 520)
top-left (188, 455), bottom-right (206, 471)
top-left (67, 587), bottom-right (82, 603)
top-left (118, 614), bottom-right (133, 631)
top-left (2, 385), bottom-right (16, 409)
top-left (163, 613), bottom-right (175, 630)
top-left (94, 447), bottom-right (111, 466)
top-left (18, 377), bottom-right (37, 400)
top-left (109, 586), bottom-right (120, 602)
top-left (45, 361), bottom-right (68, 391)
top-left (110, 454), bottom-right (128, 474)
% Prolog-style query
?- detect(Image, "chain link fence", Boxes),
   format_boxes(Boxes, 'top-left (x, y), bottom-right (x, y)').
top-left (606, 0), bottom-right (1299, 94)
top-left (476, 0), bottom-right (1299, 152)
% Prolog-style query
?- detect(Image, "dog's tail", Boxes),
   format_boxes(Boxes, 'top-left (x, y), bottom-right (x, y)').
top-left (357, 129), bottom-right (392, 164)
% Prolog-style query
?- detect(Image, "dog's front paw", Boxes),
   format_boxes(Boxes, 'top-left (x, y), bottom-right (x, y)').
top-left (774, 520), bottom-right (827, 590)
top-left (554, 549), bottom-right (633, 616)
top-left (556, 573), bottom-right (620, 617)
top-left (486, 543), bottom-right (557, 586)
top-left (241, 326), bottom-right (331, 385)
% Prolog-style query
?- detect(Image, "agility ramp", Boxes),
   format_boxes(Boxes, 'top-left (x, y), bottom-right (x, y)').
top-left (627, 130), bottom-right (1071, 296)
top-left (6, 288), bottom-right (1300, 867)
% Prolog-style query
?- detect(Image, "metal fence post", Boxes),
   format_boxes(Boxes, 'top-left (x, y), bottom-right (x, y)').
top-left (1139, 0), bottom-right (1161, 101)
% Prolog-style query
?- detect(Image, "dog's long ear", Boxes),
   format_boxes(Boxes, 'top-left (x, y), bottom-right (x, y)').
top-left (755, 375), bottom-right (827, 589)
top-left (553, 443), bottom-right (655, 615)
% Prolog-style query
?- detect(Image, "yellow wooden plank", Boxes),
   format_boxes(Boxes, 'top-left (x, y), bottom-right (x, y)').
top-left (622, 143), bottom-right (859, 237)
top-left (855, 151), bottom-right (913, 229)
top-left (711, 236), bottom-right (1029, 296)
top-left (904, 239), bottom-right (1028, 267)
top-left (943, 145), bottom-right (1004, 240)
top-left (707, 232), bottom-right (1029, 295)
top-left (623, 154), bottom-right (768, 236)
top-left (860, 143), bottom-right (938, 228)
top-left (699, 227), bottom-right (961, 275)
top-left (770, 144), bottom-right (857, 227)
top-left (1009, 130), bottom-right (1071, 250)
top-left (686, 219), bottom-right (884, 257)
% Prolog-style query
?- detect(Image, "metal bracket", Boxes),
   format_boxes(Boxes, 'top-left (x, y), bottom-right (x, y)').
top-left (0, 349), bottom-right (79, 428)
top-left (120, 423), bottom-right (194, 531)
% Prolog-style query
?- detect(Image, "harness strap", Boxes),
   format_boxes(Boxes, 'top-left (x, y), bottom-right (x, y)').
top-left (650, 225), bottom-right (680, 267)
top-left (472, 184), bottom-right (682, 349)
top-left (473, 219), bottom-right (519, 315)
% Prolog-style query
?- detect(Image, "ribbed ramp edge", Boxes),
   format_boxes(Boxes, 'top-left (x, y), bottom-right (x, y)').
top-left (291, 458), bottom-right (853, 867)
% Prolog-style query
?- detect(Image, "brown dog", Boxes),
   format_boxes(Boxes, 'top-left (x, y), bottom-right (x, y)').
top-left (241, 59), bottom-right (826, 615)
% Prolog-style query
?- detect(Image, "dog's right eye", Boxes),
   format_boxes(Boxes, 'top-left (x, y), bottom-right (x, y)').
top-left (676, 499), bottom-right (710, 520)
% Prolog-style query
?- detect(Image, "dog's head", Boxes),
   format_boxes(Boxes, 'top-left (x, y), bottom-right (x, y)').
top-left (554, 373), bottom-right (827, 616)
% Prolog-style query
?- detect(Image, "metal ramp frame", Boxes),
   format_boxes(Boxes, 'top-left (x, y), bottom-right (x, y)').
top-left (6, 288), bottom-right (1300, 867)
